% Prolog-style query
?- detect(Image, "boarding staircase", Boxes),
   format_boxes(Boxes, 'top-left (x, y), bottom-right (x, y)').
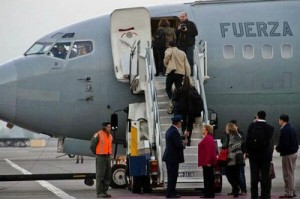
top-left (110, 8), bottom-right (213, 190)
top-left (138, 42), bottom-right (210, 189)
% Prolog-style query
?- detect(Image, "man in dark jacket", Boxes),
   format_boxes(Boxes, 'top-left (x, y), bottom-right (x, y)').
top-left (163, 115), bottom-right (188, 198)
top-left (176, 12), bottom-right (198, 76)
top-left (245, 110), bottom-right (274, 199)
top-left (276, 114), bottom-right (298, 198)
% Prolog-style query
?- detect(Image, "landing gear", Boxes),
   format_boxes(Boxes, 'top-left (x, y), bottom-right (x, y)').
top-left (84, 178), bottom-right (94, 186)
top-left (110, 164), bottom-right (127, 188)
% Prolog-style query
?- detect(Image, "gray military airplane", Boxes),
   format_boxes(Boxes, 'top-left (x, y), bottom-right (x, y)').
top-left (0, 0), bottom-right (299, 188)
top-left (1, 0), bottom-right (299, 152)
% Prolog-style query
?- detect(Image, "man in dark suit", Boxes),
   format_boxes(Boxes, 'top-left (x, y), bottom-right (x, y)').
top-left (245, 110), bottom-right (274, 199)
top-left (163, 115), bottom-right (188, 198)
top-left (276, 114), bottom-right (298, 198)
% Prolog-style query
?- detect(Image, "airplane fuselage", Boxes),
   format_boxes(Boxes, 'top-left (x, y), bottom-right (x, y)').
top-left (0, 0), bottom-right (299, 144)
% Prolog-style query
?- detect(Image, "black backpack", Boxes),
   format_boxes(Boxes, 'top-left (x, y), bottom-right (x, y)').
top-left (188, 87), bottom-right (204, 116)
top-left (246, 123), bottom-right (268, 153)
top-left (153, 29), bottom-right (166, 49)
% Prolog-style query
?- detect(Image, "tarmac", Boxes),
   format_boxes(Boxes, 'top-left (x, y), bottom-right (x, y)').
top-left (0, 138), bottom-right (299, 199)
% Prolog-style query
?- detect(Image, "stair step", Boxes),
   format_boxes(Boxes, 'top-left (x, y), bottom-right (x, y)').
top-left (163, 177), bottom-right (204, 189)
top-left (162, 146), bottom-right (199, 155)
top-left (153, 75), bottom-right (206, 190)
top-left (161, 139), bottom-right (200, 147)
top-left (157, 94), bottom-right (169, 102)
top-left (161, 129), bottom-right (202, 139)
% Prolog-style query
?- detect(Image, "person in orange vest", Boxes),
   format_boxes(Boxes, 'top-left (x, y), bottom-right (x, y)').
top-left (95, 122), bottom-right (113, 198)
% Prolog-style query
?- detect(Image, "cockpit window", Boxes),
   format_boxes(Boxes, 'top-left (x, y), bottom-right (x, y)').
top-left (50, 42), bottom-right (71, 59)
top-left (25, 43), bottom-right (53, 56)
top-left (69, 41), bottom-right (93, 59)
top-left (62, 33), bottom-right (75, 38)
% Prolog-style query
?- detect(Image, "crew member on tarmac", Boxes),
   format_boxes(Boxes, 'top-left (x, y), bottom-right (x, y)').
top-left (95, 122), bottom-right (113, 198)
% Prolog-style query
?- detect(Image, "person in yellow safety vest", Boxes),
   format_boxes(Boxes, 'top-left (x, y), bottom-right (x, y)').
top-left (95, 122), bottom-right (113, 198)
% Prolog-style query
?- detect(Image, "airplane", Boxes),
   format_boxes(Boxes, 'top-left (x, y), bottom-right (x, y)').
top-left (0, 0), bottom-right (299, 191)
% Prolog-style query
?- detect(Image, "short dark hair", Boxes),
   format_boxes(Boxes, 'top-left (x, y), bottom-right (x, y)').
top-left (229, 120), bottom-right (237, 125)
top-left (279, 114), bottom-right (289, 123)
top-left (102, 122), bottom-right (111, 127)
top-left (169, 41), bottom-right (176, 47)
top-left (257, 110), bottom-right (266, 120)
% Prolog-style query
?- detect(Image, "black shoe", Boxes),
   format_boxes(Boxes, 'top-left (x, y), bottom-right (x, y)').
top-left (259, 196), bottom-right (271, 199)
top-left (200, 196), bottom-right (214, 198)
top-left (166, 194), bottom-right (181, 198)
top-left (279, 195), bottom-right (293, 198)
top-left (97, 194), bottom-right (108, 198)
top-left (240, 191), bottom-right (247, 196)
top-left (103, 192), bottom-right (111, 198)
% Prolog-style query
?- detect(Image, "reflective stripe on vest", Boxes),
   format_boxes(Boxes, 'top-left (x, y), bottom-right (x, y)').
top-left (96, 130), bottom-right (113, 155)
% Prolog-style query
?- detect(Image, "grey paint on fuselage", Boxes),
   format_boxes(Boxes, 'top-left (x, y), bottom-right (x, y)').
top-left (0, 14), bottom-right (145, 141)
top-left (190, 1), bottom-right (300, 140)
top-left (0, 0), bottom-right (299, 144)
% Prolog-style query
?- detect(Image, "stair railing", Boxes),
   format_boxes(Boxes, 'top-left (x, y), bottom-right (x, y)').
top-left (192, 42), bottom-right (209, 124)
top-left (143, 45), bottom-right (164, 183)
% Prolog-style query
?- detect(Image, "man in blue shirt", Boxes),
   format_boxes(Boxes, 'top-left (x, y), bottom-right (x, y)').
top-left (276, 114), bottom-right (299, 198)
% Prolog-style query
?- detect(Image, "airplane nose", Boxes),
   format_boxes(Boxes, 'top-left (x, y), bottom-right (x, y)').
top-left (0, 60), bottom-right (17, 123)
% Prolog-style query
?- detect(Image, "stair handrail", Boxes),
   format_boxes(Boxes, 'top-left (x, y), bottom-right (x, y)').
top-left (192, 43), bottom-right (209, 124)
top-left (144, 46), bottom-right (164, 183)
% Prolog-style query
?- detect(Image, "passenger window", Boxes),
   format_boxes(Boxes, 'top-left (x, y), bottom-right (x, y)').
top-left (262, 44), bottom-right (273, 59)
top-left (223, 45), bottom-right (235, 59)
top-left (50, 43), bottom-right (71, 59)
top-left (281, 44), bottom-right (292, 59)
top-left (69, 41), bottom-right (93, 58)
top-left (243, 44), bottom-right (254, 59)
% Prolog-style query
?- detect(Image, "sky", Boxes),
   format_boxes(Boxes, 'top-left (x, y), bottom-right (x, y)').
top-left (0, 0), bottom-right (189, 64)
top-left (0, 0), bottom-right (188, 134)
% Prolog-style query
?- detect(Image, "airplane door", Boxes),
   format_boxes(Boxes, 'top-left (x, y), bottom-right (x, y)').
top-left (110, 7), bottom-right (151, 82)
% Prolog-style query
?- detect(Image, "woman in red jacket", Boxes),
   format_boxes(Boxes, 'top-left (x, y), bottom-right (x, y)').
top-left (198, 124), bottom-right (217, 198)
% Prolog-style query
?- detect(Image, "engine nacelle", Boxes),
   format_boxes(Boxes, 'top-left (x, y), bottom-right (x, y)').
top-left (57, 137), bottom-right (95, 157)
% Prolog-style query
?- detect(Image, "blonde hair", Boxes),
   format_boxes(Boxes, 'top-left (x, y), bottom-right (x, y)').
top-left (226, 123), bottom-right (238, 134)
top-left (203, 124), bottom-right (214, 134)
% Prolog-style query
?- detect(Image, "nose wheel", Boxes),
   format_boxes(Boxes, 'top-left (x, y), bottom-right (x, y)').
top-left (84, 178), bottom-right (94, 186)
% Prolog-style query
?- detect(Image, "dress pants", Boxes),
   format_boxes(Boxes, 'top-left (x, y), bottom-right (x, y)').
top-left (179, 46), bottom-right (194, 76)
top-left (203, 166), bottom-right (215, 198)
top-left (282, 153), bottom-right (297, 196)
top-left (166, 162), bottom-right (179, 197)
top-left (249, 159), bottom-right (271, 199)
top-left (165, 71), bottom-right (184, 99)
top-left (226, 165), bottom-right (241, 197)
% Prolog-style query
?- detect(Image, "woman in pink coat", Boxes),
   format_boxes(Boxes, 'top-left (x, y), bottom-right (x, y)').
top-left (198, 124), bottom-right (217, 198)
